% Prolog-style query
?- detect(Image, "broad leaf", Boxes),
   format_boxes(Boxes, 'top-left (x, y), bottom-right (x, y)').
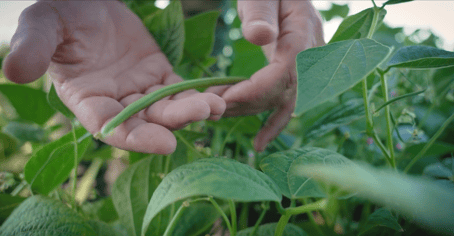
top-left (144, 1), bottom-right (184, 66)
top-left (142, 158), bottom-right (282, 234)
top-left (359, 208), bottom-right (403, 235)
top-left (81, 197), bottom-right (119, 223)
top-left (208, 115), bottom-right (262, 134)
top-left (237, 223), bottom-right (307, 236)
top-left (260, 147), bottom-right (353, 199)
top-left (47, 84), bottom-right (75, 119)
top-left (432, 66), bottom-right (454, 96)
top-left (305, 98), bottom-right (365, 140)
top-left (295, 39), bottom-right (390, 116)
top-left (299, 163), bottom-right (454, 234)
top-left (0, 84), bottom-right (55, 125)
top-left (386, 46), bottom-right (454, 69)
top-left (329, 8), bottom-right (386, 43)
top-left (172, 202), bottom-right (220, 236)
top-left (0, 195), bottom-right (96, 235)
top-left (182, 11), bottom-right (220, 63)
top-left (2, 121), bottom-right (46, 143)
top-left (423, 158), bottom-right (453, 179)
top-left (112, 156), bottom-right (169, 236)
top-left (230, 39), bottom-right (268, 77)
top-left (0, 194), bottom-right (25, 224)
top-left (24, 129), bottom-right (92, 195)
top-left (383, 0), bottom-right (414, 6)
top-left (86, 220), bottom-right (128, 236)
top-left (320, 3), bottom-right (349, 21)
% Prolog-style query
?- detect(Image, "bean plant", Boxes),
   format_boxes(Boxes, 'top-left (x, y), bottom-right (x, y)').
top-left (1, 0), bottom-right (454, 235)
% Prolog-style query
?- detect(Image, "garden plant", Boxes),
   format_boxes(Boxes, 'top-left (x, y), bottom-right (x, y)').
top-left (1, 0), bottom-right (454, 235)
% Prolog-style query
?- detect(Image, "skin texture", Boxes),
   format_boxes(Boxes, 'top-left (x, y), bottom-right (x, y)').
top-left (207, 0), bottom-right (324, 151)
top-left (3, 0), bottom-right (324, 154)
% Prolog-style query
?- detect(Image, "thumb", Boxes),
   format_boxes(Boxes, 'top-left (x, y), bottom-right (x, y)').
top-left (3, 2), bottom-right (61, 84)
top-left (237, 0), bottom-right (279, 46)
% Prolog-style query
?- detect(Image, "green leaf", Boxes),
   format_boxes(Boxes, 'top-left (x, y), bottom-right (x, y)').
top-left (142, 158), bottom-right (282, 234)
top-left (0, 194), bottom-right (25, 224)
top-left (432, 66), bottom-right (454, 96)
top-left (383, 0), bottom-right (414, 6)
top-left (359, 208), bottom-right (403, 235)
top-left (230, 39), bottom-right (268, 77)
top-left (299, 162), bottom-right (454, 234)
top-left (182, 11), bottom-right (220, 63)
top-left (47, 84), bottom-right (75, 119)
top-left (175, 57), bottom-right (217, 80)
top-left (0, 132), bottom-right (18, 157)
top-left (2, 121), bottom-right (46, 143)
top-left (237, 223), bottom-right (307, 236)
top-left (81, 197), bottom-right (119, 223)
top-left (0, 195), bottom-right (96, 235)
top-left (112, 156), bottom-right (169, 236)
top-left (386, 46), bottom-right (454, 69)
top-left (208, 115), bottom-right (262, 134)
top-left (423, 158), bottom-right (453, 179)
top-left (24, 130), bottom-right (92, 195)
top-left (143, 0), bottom-right (184, 66)
top-left (320, 3), bottom-right (349, 21)
top-left (305, 99), bottom-right (365, 140)
top-left (260, 147), bottom-right (353, 199)
top-left (404, 142), bottom-right (454, 159)
top-left (294, 39), bottom-right (390, 116)
top-left (329, 8), bottom-right (386, 43)
top-left (86, 220), bottom-right (128, 236)
top-left (0, 84), bottom-right (55, 125)
top-left (172, 202), bottom-right (220, 236)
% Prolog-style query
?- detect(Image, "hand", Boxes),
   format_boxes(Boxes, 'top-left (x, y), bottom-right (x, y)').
top-left (207, 0), bottom-right (324, 152)
top-left (3, 1), bottom-right (225, 154)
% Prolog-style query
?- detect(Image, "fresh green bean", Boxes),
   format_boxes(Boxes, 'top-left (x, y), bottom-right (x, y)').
top-left (95, 76), bottom-right (248, 139)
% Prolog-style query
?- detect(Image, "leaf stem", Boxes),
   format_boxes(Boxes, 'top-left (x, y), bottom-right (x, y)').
top-left (274, 213), bottom-right (292, 236)
top-left (285, 198), bottom-right (328, 215)
top-left (302, 198), bottom-right (325, 236)
top-left (366, 6), bottom-right (381, 39)
top-left (219, 117), bottom-right (245, 155)
top-left (174, 131), bottom-right (205, 160)
top-left (249, 202), bottom-right (269, 236)
top-left (96, 77), bottom-right (248, 138)
top-left (71, 122), bottom-right (78, 209)
top-left (229, 200), bottom-right (237, 236)
top-left (374, 89), bottom-right (426, 114)
top-left (404, 112), bottom-right (454, 173)
top-left (378, 71), bottom-right (396, 169)
top-left (209, 196), bottom-right (234, 235)
top-left (163, 201), bottom-right (187, 236)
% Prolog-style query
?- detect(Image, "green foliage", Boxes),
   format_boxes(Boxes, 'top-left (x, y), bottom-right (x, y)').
top-left (383, 0), bottom-right (414, 6)
top-left (171, 202), bottom-right (220, 236)
top-left (47, 84), bottom-right (75, 119)
top-left (0, 84), bottom-right (55, 125)
top-left (294, 39), bottom-right (390, 116)
top-left (319, 3), bottom-right (349, 21)
top-left (359, 208), bottom-right (403, 235)
top-left (2, 121), bottom-right (45, 144)
top-left (237, 223), bottom-right (307, 236)
top-left (386, 46), bottom-right (454, 69)
top-left (0, 194), bottom-right (25, 224)
top-left (142, 157), bottom-right (282, 234)
top-left (229, 39), bottom-right (268, 77)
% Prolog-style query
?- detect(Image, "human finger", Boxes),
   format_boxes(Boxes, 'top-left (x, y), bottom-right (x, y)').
top-left (3, 2), bottom-right (61, 83)
top-left (237, 0), bottom-right (279, 46)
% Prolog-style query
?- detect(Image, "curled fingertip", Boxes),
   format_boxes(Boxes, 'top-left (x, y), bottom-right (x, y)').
top-left (242, 20), bottom-right (278, 46)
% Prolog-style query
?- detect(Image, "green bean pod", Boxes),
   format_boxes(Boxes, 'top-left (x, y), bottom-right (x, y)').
top-left (95, 76), bottom-right (248, 139)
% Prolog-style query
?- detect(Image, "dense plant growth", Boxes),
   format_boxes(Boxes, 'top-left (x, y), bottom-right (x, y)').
top-left (1, 0), bottom-right (454, 235)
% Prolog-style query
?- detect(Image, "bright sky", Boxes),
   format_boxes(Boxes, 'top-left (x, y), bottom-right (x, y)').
top-left (1, 1), bottom-right (453, 50)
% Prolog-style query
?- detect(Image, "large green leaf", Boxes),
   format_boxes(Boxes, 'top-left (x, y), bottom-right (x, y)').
top-left (294, 39), bottom-right (390, 116)
top-left (172, 202), bottom-right (220, 236)
top-left (0, 84), bottom-right (55, 125)
top-left (2, 121), bottom-right (46, 143)
top-left (237, 223), bottom-right (307, 236)
top-left (359, 208), bottom-right (403, 235)
top-left (230, 39), bottom-right (268, 77)
top-left (143, 0), bottom-right (184, 66)
top-left (24, 128), bottom-right (92, 195)
top-left (299, 163), bottom-right (454, 234)
top-left (0, 194), bottom-right (25, 224)
top-left (0, 195), bottom-right (96, 235)
top-left (305, 98), bottom-right (365, 140)
top-left (47, 84), bottom-right (75, 119)
top-left (142, 158), bottom-right (282, 234)
top-left (329, 8), bottom-right (386, 43)
top-left (86, 220), bottom-right (128, 236)
top-left (320, 3), bottom-right (349, 21)
top-left (386, 46), bottom-right (454, 69)
top-left (182, 11), bottom-right (219, 63)
top-left (260, 147), bottom-right (353, 199)
top-left (112, 156), bottom-right (169, 236)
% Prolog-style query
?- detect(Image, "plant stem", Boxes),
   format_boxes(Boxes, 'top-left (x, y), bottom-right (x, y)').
top-left (229, 200), bottom-right (237, 236)
top-left (362, 79), bottom-right (374, 136)
top-left (163, 201), bottom-right (187, 236)
top-left (366, 6), bottom-right (381, 39)
top-left (404, 112), bottom-right (454, 173)
top-left (174, 131), bottom-right (205, 160)
top-left (274, 213), bottom-right (292, 236)
top-left (285, 199), bottom-right (328, 215)
top-left (71, 122), bottom-right (78, 209)
top-left (302, 198), bottom-right (325, 236)
top-left (75, 158), bottom-right (103, 204)
top-left (96, 77), bottom-right (248, 138)
top-left (249, 202), bottom-right (269, 236)
top-left (374, 89), bottom-right (426, 114)
top-left (378, 71), bottom-right (396, 169)
top-left (209, 197), bottom-right (234, 235)
top-left (219, 117), bottom-right (245, 155)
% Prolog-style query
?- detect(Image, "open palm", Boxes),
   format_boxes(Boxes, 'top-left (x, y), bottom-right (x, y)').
top-left (3, 1), bottom-right (225, 154)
